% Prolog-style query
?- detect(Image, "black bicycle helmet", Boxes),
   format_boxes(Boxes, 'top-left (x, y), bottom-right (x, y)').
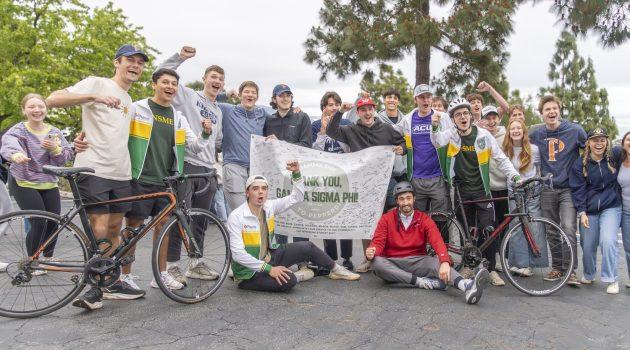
top-left (393, 181), bottom-right (414, 198)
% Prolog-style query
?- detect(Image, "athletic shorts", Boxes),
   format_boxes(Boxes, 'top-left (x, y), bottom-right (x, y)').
top-left (125, 181), bottom-right (170, 220)
top-left (77, 174), bottom-right (132, 214)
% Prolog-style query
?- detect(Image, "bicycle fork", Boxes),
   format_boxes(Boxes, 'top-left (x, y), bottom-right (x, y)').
top-left (173, 209), bottom-right (203, 259)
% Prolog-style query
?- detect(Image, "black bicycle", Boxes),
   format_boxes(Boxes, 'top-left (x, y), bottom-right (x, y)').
top-left (0, 166), bottom-right (231, 318)
top-left (428, 175), bottom-right (575, 296)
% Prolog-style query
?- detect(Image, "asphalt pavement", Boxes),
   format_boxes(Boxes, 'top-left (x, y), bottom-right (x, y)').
top-left (0, 201), bottom-right (629, 350)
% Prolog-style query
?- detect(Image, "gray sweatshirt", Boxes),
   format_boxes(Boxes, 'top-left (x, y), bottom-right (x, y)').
top-left (157, 53), bottom-right (223, 168)
top-left (489, 126), bottom-right (508, 191)
top-left (377, 109), bottom-right (406, 177)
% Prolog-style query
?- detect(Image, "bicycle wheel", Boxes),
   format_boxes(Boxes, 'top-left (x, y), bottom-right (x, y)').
top-left (152, 209), bottom-right (230, 304)
top-left (428, 211), bottom-right (465, 270)
top-left (0, 210), bottom-right (89, 318)
top-left (500, 217), bottom-right (574, 296)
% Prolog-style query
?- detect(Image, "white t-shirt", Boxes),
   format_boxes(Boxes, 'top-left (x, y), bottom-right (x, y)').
top-left (67, 77), bottom-right (133, 180)
top-left (510, 144), bottom-right (540, 180)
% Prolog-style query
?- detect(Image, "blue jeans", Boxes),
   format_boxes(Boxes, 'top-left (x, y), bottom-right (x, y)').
top-left (621, 209), bottom-right (630, 279)
top-left (579, 206), bottom-right (621, 282)
top-left (508, 196), bottom-right (549, 268)
top-left (211, 184), bottom-right (228, 223)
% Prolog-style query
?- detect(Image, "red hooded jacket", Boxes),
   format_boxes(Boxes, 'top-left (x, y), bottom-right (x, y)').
top-left (369, 208), bottom-right (451, 264)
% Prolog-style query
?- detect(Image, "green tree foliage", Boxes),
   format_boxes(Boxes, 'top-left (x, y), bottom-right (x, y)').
top-left (539, 31), bottom-right (617, 138)
top-left (507, 89), bottom-right (541, 127)
top-left (185, 80), bottom-right (204, 91)
top-left (359, 64), bottom-right (414, 113)
top-left (304, 0), bottom-right (516, 98)
top-left (0, 0), bottom-right (157, 134)
top-left (550, 0), bottom-right (629, 47)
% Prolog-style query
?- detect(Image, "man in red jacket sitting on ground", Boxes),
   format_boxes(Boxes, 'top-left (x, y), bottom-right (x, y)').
top-left (365, 181), bottom-right (490, 304)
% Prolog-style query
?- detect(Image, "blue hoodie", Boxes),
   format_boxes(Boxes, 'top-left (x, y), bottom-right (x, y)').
top-left (529, 119), bottom-right (587, 188)
top-left (219, 103), bottom-right (270, 168)
top-left (569, 147), bottom-right (622, 214)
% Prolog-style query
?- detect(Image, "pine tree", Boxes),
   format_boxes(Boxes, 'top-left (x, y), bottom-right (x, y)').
top-left (540, 31), bottom-right (618, 138)
top-left (552, 0), bottom-right (629, 48)
top-left (304, 0), bottom-right (516, 97)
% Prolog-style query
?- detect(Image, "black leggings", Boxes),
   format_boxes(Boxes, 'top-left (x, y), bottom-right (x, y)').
top-left (456, 190), bottom-right (497, 271)
top-left (9, 177), bottom-right (61, 256)
top-left (323, 239), bottom-right (353, 260)
top-left (238, 241), bottom-right (335, 292)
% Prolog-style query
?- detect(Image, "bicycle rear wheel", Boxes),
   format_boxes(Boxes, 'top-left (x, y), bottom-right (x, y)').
top-left (428, 211), bottom-right (465, 270)
top-left (500, 217), bottom-right (574, 296)
top-left (0, 210), bottom-right (89, 318)
top-left (152, 209), bottom-right (230, 304)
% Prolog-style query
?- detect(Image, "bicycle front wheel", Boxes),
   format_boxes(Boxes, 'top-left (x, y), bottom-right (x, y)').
top-left (0, 210), bottom-right (89, 318)
top-left (428, 211), bottom-right (465, 270)
top-left (152, 209), bottom-right (230, 304)
top-left (500, 217), bottom-right (574, 296)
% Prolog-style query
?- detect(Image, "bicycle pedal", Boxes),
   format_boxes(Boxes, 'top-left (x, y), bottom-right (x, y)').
top-left (119, 255), bottom-right (135, 266)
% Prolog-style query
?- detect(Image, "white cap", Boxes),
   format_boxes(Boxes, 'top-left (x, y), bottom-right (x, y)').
top-left (481, 105), bottom-right (499, 119)
top-left (413, 84), bottom-right (432, 97)
top-left (245, 175), bottom-right (268, 189)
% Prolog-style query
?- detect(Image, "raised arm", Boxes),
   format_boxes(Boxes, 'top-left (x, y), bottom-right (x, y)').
top-left (477, 81), bottom-right (509, 118)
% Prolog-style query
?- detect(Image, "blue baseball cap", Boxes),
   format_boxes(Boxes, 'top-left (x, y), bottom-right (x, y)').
top-left (272, 84), bottom-right (292, 97)
top-left (115, 44), bottom-right (149, 62)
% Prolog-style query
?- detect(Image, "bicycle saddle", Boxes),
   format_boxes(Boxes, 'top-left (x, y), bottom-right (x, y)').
top-left (42, 165), bottom-right (95, 177)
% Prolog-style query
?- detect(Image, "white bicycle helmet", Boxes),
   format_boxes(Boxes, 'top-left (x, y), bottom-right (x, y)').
top-left (447, 97), bottom-right (472, 118)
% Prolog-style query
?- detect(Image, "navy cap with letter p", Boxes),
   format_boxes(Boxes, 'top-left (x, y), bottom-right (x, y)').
top-left (115, 44), bottom-right (149, 62)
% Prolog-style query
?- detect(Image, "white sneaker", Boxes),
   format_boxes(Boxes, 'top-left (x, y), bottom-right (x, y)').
top-left (509, 266), bottom-right (533, 277)
top-left (329, 265), bottom-right (360, 281)
top-left (606, 282), bottom-right (619, 294)
top-left (293, 267), bottom-right (315, 282)
top-left (355, 260), bottom-right (372, 273)
top-left (626, 281), bottom-right (630, 288)
top-left (0, 261), bottom-right (9, 272)
top-left (121, 274), bottom-right (142, 291)
top-left (185, 260), bottom-right (219, 280)
top-left (489, 271), bottom-right (505, 286)
top-left (150, 271), bottom-right (184, 290)
top-left (580, 277), bottom-right (593, 285)
top-left (31, 269), bottom-right (47, 276)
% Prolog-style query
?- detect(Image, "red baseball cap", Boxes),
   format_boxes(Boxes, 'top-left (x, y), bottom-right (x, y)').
top-left (356, 97), bottom-right (376, 109)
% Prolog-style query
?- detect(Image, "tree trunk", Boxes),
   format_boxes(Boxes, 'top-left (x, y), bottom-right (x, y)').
top-left (415, 0), bottom-right (430, 86)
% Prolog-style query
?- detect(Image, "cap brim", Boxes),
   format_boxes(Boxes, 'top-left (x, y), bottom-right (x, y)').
top-left (120, 51), bottom-right (149, 62)
top-left (414, 91), bottom-right (432, 97)
top-left (274, 89), bottom-right (292, 96)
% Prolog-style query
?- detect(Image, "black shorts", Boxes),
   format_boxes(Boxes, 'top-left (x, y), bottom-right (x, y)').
top-left (77, 174), bottom-right (132, 214)
top-left (125, 181), bottom-right (170, 220)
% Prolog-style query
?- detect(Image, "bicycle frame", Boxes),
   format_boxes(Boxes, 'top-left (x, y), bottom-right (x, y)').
top-left (450, 184), bottom-right (543, 259)
top-left (29, 174), bottom-right (198, 273)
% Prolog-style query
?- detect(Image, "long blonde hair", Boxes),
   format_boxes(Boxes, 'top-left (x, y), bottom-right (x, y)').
top-left (503, 120), bottom-right (532, 174)
top-left (582, 137), bottom-right (616, 177)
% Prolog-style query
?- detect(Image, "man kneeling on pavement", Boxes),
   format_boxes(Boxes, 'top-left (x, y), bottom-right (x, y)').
top-left (228, 160), bottom-right (360, 292)
top-left (366, 182), bottom-right (489, 304)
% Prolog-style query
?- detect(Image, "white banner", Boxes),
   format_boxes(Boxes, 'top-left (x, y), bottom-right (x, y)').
top-left (249, 135), bottom-right (395, 239)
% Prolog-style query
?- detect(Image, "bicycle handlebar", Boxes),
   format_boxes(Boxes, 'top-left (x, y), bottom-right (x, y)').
top-left (162, 172), bottom-right (215, 183)
top-left (515, 174), bottom-right (553, 190)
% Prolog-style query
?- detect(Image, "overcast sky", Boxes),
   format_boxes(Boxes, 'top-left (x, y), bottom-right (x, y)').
top-left (86, 0), bottom-right (629, 135)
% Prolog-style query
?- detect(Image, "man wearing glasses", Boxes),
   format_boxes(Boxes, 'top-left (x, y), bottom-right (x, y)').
top-left (430, 98), bottom-right (520, 282)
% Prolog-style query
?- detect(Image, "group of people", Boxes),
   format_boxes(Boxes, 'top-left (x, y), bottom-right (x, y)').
top-left (0, 43), bottom-right (628, 312)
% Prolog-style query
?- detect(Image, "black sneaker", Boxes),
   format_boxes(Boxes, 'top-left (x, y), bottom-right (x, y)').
top-left (342, 259), bottom-right (354, 271)
top-left (465, 268), bottom-right (490, 305)
top-left (102, 281), bottom-right (146, 300)
top-left (72, 287), bottom-right (103, 311)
